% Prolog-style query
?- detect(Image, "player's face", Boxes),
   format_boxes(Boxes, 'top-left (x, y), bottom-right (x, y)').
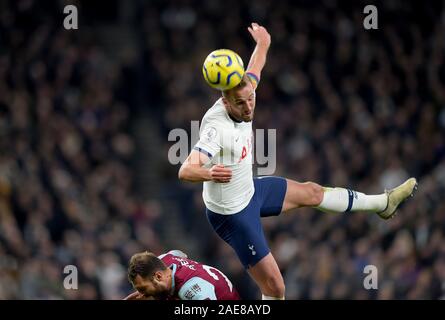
top-left (133, 273), bottom-right (169, 299)
top-left (224, 83), bottom-right (256, 122)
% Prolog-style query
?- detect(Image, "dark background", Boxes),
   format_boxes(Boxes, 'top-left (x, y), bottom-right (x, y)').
top-left (0, 0), bottom-right (444, 299)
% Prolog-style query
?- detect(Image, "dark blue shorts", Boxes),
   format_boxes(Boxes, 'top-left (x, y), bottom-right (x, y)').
top-left (206, 176), bottom-right (288, 269)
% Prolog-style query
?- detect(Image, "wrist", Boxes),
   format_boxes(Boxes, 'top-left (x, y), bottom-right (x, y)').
top-left (256, 41), bottom-right (270, 50)
top-left (204, 168), bottom-right (212, 181)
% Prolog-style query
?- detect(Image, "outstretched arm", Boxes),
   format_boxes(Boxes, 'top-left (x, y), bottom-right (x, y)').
top-left (246, 23), bottom-right (271, 89)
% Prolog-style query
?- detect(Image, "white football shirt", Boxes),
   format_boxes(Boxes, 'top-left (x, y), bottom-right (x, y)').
top-left (194, 98), bottom-right (254, 215)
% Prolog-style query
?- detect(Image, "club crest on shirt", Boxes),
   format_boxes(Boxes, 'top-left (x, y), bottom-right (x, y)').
top-left (203, 126), bottom-right (217, 142)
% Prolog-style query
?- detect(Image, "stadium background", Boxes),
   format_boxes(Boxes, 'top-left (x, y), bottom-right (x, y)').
top-left (0, 0), bottom-right (444, 299)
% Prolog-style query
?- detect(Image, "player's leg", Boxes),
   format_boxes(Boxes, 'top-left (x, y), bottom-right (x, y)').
top-left (242, 176), bottom-right (286, 299)
top-left (281, 177), bottom-right (418, 219)
top-left (206, 189), bottom-right (285, 300)
top-left (247, 253), bottom-right (285, 299)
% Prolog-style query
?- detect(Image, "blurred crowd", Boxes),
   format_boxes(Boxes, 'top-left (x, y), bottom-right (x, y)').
top-left (0, 0), bottom-right (163, 299)
top-left (1, 0), bottom-right (445, 299)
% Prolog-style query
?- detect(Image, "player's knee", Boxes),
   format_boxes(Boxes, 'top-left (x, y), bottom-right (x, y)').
top-left (303, 182), bottom-right (324, 206)
top-left (265, 275), bottom-right (285, 298)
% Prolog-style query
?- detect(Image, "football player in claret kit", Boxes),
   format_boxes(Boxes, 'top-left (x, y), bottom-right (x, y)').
top-left (178, 22), bottom-right (418, 300)
top-left (124, 250), bottom-right (240, 300)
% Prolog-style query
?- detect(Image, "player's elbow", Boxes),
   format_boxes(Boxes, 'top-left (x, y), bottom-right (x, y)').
top-left (178, 162), bottom-right (194, 182)
top-left (178, 163), bottom-right (188, 181)
top-left (179, 158), bottom-right (209, 182)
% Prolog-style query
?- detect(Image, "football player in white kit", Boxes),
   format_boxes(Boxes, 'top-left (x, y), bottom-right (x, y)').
top-left (179, 23), bottom-right (417, 300)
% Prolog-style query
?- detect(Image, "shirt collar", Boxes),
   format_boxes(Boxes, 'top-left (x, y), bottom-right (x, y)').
top-left (228, 112), bottom-right (242, 123)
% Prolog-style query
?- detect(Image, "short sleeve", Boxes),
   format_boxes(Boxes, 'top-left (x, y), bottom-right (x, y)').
top-left (178, 277), bottom-right (217, 300)
top-left (194, 124), bottom-right (222, 158)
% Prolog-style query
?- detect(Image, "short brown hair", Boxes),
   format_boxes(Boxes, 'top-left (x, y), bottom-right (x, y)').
top-left (127, 251), bottom-right (167, 284)
top-left (222, 74), bottom-right (253, 99)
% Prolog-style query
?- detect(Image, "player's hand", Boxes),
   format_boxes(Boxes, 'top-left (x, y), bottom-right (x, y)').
top-left (123, 291), bottom-right (154, 300)
top-left (247, 23), bottom-right (271, 48)
top-left (209, 165), bottom-right (232, 183)
top-left (123, 291), bottom-right (142, 300)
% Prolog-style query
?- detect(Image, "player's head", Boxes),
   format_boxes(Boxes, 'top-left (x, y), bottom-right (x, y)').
top-left (127, 251), bottom-right (171, 299)
top-left (222, 74), bottom-right (256, 122)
